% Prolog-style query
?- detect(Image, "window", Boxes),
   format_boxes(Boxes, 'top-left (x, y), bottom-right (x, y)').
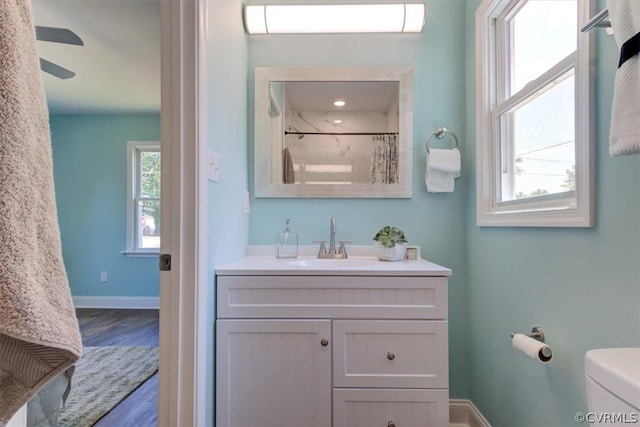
top-left (476, 0), bottom-right (595, 227)
top-left (126, 141), bottom-right (161, 253)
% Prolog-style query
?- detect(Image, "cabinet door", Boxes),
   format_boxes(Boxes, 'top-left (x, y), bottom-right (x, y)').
top-left (333, 388), bottom-right (449, 427)
top-left (216, 319), bottom-right (332, 427)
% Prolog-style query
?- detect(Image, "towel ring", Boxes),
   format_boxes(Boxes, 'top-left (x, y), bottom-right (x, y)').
top-left (426, 127), bottom-right (459, 152)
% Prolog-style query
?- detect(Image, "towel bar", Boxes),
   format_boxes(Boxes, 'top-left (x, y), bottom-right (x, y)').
top-left (581, 8), bottom-right (611, 33)
top-left (426, 127), bottom-right (459, 152)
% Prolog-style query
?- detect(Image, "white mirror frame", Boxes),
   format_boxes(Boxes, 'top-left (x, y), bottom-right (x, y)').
top-left (254, 66), bottom-right (414, 198)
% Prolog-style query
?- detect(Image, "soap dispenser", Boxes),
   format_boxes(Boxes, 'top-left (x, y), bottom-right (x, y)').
top-left (276, 219), bottom-right (298, 259)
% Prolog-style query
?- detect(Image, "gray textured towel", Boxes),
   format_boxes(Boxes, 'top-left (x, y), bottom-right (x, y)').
top-left (283, 147), bottom-right (295, 184)
top-left (0, 0), bottom-right (82, 424)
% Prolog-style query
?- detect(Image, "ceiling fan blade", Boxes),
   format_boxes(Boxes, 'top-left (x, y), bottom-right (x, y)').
top-left (40, 58), bottom-right (76, 79)
top-left (35, 26), bottom-right (84, 46)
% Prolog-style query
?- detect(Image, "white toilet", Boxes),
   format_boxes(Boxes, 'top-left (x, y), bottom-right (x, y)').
top-left (585, 348), bottom-right (640, 424)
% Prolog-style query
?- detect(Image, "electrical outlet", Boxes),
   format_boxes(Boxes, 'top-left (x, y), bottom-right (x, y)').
top-left (100, 271), bottom-right (108, 282)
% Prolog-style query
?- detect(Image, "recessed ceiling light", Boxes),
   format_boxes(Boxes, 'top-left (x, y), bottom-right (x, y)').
top-left (333, 119), bottom-right (343, 124)
top-left (334, 100), bottom-right (346, 107)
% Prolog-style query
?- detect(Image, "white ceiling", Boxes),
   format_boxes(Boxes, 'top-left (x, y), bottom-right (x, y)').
top-left (285, 81), bottom-right (399, 112)
top-left (31, 0), bottom-right (161, 115)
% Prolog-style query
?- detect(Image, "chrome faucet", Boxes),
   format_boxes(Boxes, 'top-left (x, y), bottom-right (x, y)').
top-left (314, 217), bottom-right (351, 259)
top-left (329, 216), bottom-right (337, 255)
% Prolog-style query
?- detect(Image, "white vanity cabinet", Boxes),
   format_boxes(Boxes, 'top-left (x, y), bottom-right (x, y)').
top-left (216, 258), bottom-right (451, 427)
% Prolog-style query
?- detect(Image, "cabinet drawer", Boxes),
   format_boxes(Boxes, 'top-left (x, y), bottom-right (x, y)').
top-left (217, 275), bottom-right (447, 319)
top-left (333, 388), bottom-right (449, 427)
top-left (333, 320), bottom-right (448, 389)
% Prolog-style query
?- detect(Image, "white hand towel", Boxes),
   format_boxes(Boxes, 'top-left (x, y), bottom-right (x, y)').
top-left (426, 167), bottom-right (456, 192)
top-left (607, 0), bottom-right (640, 156)
top-left (426, 148), bottom-right (461, 193)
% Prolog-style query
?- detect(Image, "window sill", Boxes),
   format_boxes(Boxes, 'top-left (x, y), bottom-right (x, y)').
top-left (121, 250), bottom-right (159, 258)
top-left (477, 209), bottom-right (593, 228)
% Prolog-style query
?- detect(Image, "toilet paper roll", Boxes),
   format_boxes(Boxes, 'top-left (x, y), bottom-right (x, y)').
top-left (512, 333), bottom-right (553, 364)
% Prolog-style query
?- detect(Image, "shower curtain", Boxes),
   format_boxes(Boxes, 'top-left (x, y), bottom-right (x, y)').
top-left (369, 134), bottom-right (399, 184)
top-left (0, 0), bottom-right (82, 424)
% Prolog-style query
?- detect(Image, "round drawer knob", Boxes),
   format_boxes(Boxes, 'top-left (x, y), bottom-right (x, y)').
top-left (387, 352), bottom-right (395, 361)
top-left (388, 421), bottom-right (396, 427)
top-left (320, 338), bottom-right (329, 347)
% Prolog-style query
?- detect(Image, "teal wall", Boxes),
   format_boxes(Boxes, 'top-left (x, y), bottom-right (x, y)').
top-left (247, 0), bottom-right (470, 398)
top-left (464, 0), bottom-right (640, 425)
top-left (50, 114), bottom-right (161, 298)
top-left (205, 1), bottom-right (250, 426)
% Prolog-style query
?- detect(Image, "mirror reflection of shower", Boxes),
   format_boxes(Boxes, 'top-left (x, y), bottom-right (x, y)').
top-left (276, 81), bottom-right (399, 185)
top-left (255, 66), bottom-right (414, 198)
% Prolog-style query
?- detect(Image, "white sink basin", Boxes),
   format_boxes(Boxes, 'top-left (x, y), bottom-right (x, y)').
top-left (288, 258), bottom-right (379, 269)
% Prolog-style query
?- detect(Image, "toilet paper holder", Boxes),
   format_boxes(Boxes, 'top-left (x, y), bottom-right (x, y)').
top-left (510, 326), bottom-right (546, 342)
top-left (511, 326), bottom-right (553, 363)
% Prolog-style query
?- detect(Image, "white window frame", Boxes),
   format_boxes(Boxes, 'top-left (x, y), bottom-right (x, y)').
top-left (125, 140), bottom-right (161, 255)
top-left (475, 0), bottom-right (595, 227)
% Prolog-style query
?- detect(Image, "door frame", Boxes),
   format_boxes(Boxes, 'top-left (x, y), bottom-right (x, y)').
top-left (158, 0), bottom-right (208, 426)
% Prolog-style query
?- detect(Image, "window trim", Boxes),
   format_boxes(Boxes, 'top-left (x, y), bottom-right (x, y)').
top-left (125, 140), bottom-right (161, 255)
top-left (475, 0), bottom-right (595, 227)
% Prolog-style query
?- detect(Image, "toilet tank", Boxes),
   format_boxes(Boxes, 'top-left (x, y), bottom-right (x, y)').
top-left (585, 348), bottom-right (640, 418)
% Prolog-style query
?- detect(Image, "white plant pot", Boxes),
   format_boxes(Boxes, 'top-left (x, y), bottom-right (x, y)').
top-left (374, 242), bottom-right (407, 262)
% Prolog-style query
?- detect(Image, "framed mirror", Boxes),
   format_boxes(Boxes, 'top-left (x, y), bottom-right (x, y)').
top-left (254, 66), bottom-right (414, 198)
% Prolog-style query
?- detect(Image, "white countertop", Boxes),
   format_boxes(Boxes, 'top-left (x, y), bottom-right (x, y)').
top-left (215, 246), bottom-right (451, 277)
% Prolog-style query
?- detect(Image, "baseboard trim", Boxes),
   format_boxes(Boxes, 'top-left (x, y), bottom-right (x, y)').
top-left (450, 399), bottom-right (491, 427)
top-left (72, 296), bottom-right (160, 309)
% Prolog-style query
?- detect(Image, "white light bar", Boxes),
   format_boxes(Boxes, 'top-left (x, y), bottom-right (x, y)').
top-left (244, 3), bottom-right (426, 35)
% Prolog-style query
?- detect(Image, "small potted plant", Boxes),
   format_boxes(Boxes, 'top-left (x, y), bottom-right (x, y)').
top-left (372, 226), bottom-right (408, 261)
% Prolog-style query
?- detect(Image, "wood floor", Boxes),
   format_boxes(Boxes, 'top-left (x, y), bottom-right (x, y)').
top-left (75, 308), bottom-right (159, 427)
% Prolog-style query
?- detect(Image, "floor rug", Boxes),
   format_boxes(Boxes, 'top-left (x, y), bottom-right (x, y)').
top-left (57, 346), bottom-right (159, 427)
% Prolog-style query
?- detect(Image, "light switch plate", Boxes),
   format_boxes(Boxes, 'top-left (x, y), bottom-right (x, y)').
top-left (243, 190), bottom-right (251, 214)
top-left (208, 150), bottom-right (220, 182)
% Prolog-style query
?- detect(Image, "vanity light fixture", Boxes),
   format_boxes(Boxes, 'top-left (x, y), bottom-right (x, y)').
top-left (244, 3), bottom-right (426, 35)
